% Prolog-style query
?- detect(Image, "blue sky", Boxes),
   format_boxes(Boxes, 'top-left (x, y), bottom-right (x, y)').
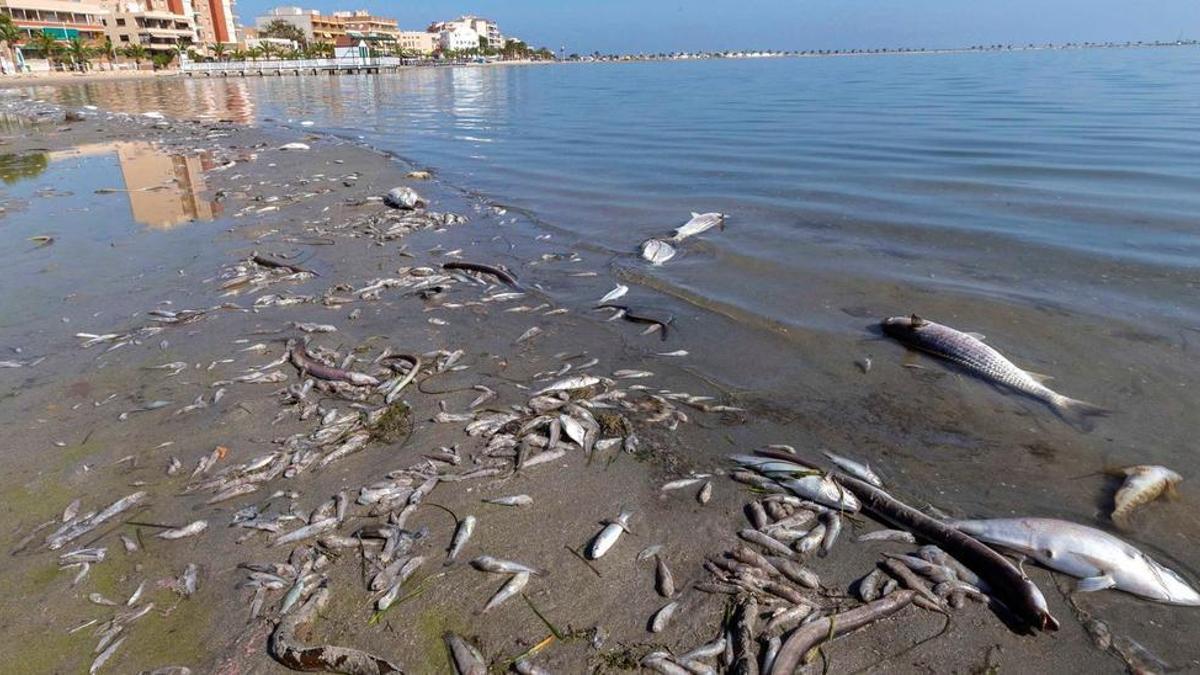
top-left (240, 1), bottom-right (1200, 54)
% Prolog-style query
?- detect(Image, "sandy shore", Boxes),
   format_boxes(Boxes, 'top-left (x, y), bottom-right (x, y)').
top-left (0, 98), bottom-right (1170, 674)
top-left (1, 68), bottom-right (180, 86)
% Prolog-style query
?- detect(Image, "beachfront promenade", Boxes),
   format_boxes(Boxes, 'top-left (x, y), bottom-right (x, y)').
top-left (181, 56), bottom-right (411, 76)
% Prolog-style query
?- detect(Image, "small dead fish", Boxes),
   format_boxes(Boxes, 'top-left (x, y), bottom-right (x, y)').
top-left (447, 516), bottom-right (476, 562)
top-left (483, 495), bottom-right (532, 507)
top-left (637, 545), bottom-right (664, 562)
top-left (157, 520), bottom-right (208, 540)
top-left (90, 636), bottom-right (126, 674)
top-left (515, 326), bottom-right (543, 343)
top-left (858, 529), bottom-right (917, 544)
top-left (649, 600), bottom-right (679, 633)
top-left (598, 284), bottom-right (629, 304)
top-left (671, 211), bottom-right (725, 241)
top-left (278, 142), bottom-right (310, 151)
top-left (697, 481), bottom-right (713, 504)
top-left (444, 633), bottom-right (487, 675)
top-left (661, 477), bottom-right (703, 491)
top-left (535, 375), bottom-right (602, 395)
top-left (640, 239), bottom-right (676, 265)
top-left (470, 556), bottom-right (545, 576)
top-left (823, 451), bottom-right (883, 487)
top-left (655, 556), bottom-right (675, 597)
top-left (1112, 465), bottom-right (1183, 527)
top-left (291, 322), bottom-right (338, 333)
top-left (482, 571), bottom-right (529, 612)
top-left (587, 507), bottom-right (635, 559)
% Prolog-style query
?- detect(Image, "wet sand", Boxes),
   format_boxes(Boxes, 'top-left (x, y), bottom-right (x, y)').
top-left (0, 96), bottom-right (1190, 674)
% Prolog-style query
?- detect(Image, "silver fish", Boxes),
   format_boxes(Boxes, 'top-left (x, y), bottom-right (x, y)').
top-left (822, 451), bottom-right (883, 487)
top-left (156, 520), bottom-right (208, 540)
top-left (671, 211), bottom-right (725, 241)
top-left (483, 495), bottom-right (533, 507)
top-left (471, 555), bottom-right (545, 576)
top-left (444, 632), bottom-right (487, 675)
top-left (482, 571), bottom-right (529, 612)
top-left (949, 517), bottom-right (1200, 605)
top-left (1112, 465), bottom-right (1182, 527)
top-left (447, 516), bottom-right (476, 562)
top-left (47, 491), bottom-right (147, 550)
top-left (598, 284), bottom-right (629, 304)
top-left (655, 556), bottom-right (675, 597)
top-left (587, 507), bottom-right (635, 559)
top-left (649, 600), bottom-right (679, 633)
top-left (881, 315), bottom-right (1106, 427)
top-left (535, 375), bottom-right (601, 395)
top-left (778, 476), bottom-right (860, 512)
top-left (640, 239), bottom-right (676, 265)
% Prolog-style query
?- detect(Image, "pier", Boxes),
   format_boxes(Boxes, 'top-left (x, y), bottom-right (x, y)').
top-left (181, 56), bottom-right (410, 77)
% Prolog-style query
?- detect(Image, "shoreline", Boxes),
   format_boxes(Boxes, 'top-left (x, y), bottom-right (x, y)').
top-left (0, 97), bottom-right (1182, 673)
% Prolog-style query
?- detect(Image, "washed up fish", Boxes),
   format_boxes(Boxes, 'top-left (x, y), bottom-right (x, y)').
top-left (470, 556), bottom-right (545, 576)
top-left (823, 451), bottom-right (883, 487)
top-left (640, 239), bottom-right (676, 265)
top-left (156, 520), bottom-right (208, 540)
top-left (384, 186), bottom-right (426, 210)
top-left (671, 212), bottom-right (726, 242)
top-left (1111, 465), bottom-right (1182, 527)
top-left (447, 516), bottom-right (476, 562)
top-left (278, 142), bottom-right (310, 151)
top-left (649, 600), bottom-right (679, 633)
top-left (880, 315), bottom-right (1107, 428)
top-left (598, 284), bottom-right (628, 304)
top-left (655, 556), bottom-right (675, 597)
top-left (290, 322), bottom-right (337, 333)
top-left (483, 571), bottom-right (529, 612)
top-left (949, 517), bottom-right (1200, 605)
top-left (778, 476), bottom-right (860, 512)
top-left (444, 633), bottom-right (487, 675)
top-left (535, 375), bottom-right (602, 395)
top-left (587, 507), bottom-right (635, 559)
top-left (47, 491), bottom-right (146, 550)
top-left (483, 495), bottom-right (532, 507)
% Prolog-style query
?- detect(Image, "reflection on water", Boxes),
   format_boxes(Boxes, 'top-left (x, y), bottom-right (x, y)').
top-left (0, 152), bottom-right (48, 183)
top-left (44, 142), bottom-right (221, 228)
top-left (32, 78), bottom-right (257, 124)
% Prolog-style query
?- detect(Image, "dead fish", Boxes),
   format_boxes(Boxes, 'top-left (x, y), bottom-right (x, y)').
top-left (662, 477), bottom-right (705, 491)
top-left (516, 326), bottom-right (543, 343)
top-left (90, 636), bottom-right (126, 674)
top-left (823, 451), bottom-right (883, 487)
top-left (881, 315), bottom-right (1107, 428)
top-left (640, 239), bottom-right (676, 265)
top-left (483, 495), bottom-right (532, 507)
top-left (47, 491), bottom-right (147, 550)
top-left (277, 142), bottom-right (310, 151)
top-left (290, 322), bottom-right (337, 333)
top-left (444, 632), bottom-right (486, 675)
top-left (535, 375), bottom-right (602, 395)
top-left (1112, 465), bottom-right (1182, 527)
top-left (698, 481), bottom-right (713, 504)
top-left (671, 211), bottom-right (726, 241)
top-left (447, 516), bottom-right (476, 562)
top-left (649, 600), bottom-right (679, 633)
top-left (858, 529), bottom-right (917, 544)
top-left (655, 556), bottom-right (675, 597)
top-left (949, 517), bottom-right (1200, 605)
top-left (587, 507), bottom-right (635, 559)
top-left (637, 545), bottom-right (664, 562)
top-left (598, 284), bottom-right (629, 304)
top-left (482, 571), bottom-right (529, 612)
top-left (470, 556), bottom-right (545, 576)
top-left (778, 475), bottom-right (860, 512)
top-left (157, 520), bottom-right (208, 540)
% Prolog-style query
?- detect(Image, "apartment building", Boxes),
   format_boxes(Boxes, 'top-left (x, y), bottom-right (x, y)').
top-left (254, 6), bottom-right (398, 45)
top-left (396, 29), bottom-right (435, 55)
top-left (187, 0), bottom-right (233, 45)
top-left (0, 0), bottom-right (107, 42)
top-left (101, 0), bottom-right (195, 50)
top-left (429, 15), bottom-right (499, 48)
top-left (331, 9), bottom-right (395, 41)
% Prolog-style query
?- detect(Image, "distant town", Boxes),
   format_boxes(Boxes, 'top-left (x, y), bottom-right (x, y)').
top-left (0, 0), bottom-right (1193, 75)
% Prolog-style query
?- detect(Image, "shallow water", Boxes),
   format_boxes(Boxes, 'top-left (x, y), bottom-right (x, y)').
top-left (18, 49), bottom-right (1200, 661)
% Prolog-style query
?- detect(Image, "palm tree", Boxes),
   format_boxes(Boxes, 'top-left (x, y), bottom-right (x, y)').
top-left (65, 37), bottom-right (91, 71)
top-left (29, 32), bottom-right (63, 68)
top-left (231, 49), bottom-right (247, 62)
top-left (0, 15), bottom-right (22, 73)
top-left (259, 42), bottom-right (276, 60)
top-left (98, 37), bottom-right (116, 70)
top-left (151, 50), bottom-right (174, 70)
top-left (122, 43), bottom-right (148, 68)
top-left (246, 46), bottom-right (263, 61)
top-left (212, 42), bottom-right (227, 61)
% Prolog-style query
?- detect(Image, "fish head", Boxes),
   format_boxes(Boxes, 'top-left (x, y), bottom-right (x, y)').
top-left (880, 314), bottom-right (929, 341)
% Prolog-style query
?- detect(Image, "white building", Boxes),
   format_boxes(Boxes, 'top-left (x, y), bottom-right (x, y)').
top-left (430, 15), bottom-right (499, 48)
top-left (437, 25), bottom-right (478, 52)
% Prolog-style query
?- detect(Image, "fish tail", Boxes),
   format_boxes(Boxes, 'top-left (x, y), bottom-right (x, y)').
top-left (1050, 395), bottom-right (1110, 431)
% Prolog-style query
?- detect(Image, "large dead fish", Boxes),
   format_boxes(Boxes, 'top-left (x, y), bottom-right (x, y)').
top-left (671, 212), bottom-right (726, 242)
top-left (881, 315), bottom-right (1106, 428)
top-left (1111, 465), bottom-right (1182, 527)
top-left (640, 239), bottom-right (676, 265)
top-left (949, 517), bottom-right (1200, 605)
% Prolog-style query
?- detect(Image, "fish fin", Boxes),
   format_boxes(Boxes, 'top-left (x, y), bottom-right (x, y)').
top-left (1023, 369), bottom-right (1054, 384)
top-left (1050, 395), bottom-right (1110, 432)
top-left (966, 332), bottom-right (987, 341)
top-left (1075, 573), bottom-right (1116, 593)
top-left (909, 314), bottom-right (927, 327)
top-left (691, 211), bottom-right (700, 218)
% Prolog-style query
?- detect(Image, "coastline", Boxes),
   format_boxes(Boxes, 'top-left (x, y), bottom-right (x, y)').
top-left (0, 95), bottom-right (1176, 674)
